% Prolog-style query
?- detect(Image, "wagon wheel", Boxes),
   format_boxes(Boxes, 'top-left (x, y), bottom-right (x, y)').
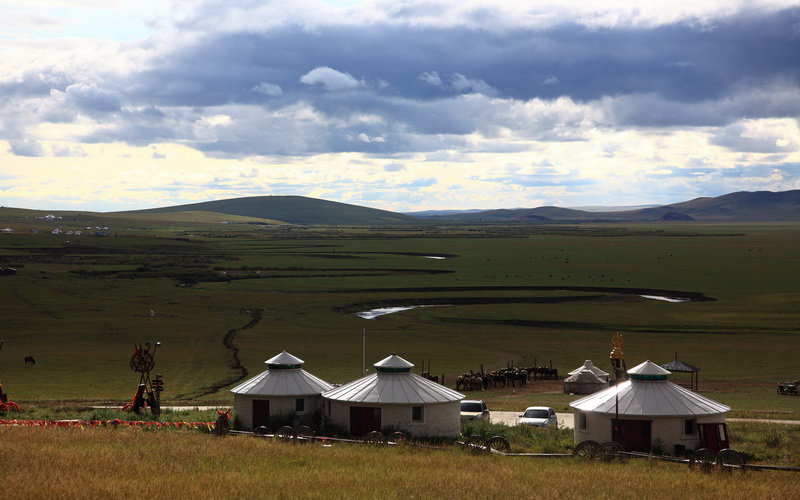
top-left (688, 448), bottom-right (718, 472)
top-left (573, 440), bottom-right (604, 460)
top-left (363, 431), bottom-right (386, 445)
top-left (274, 425), bottom-right (296, 442)
top-left (487, 436), bottom-right (511, 453)
top-left (253, 426), bottom-right (270, 436)
top-left (296, 425), bottom-right (314, 442)
top-left (717, 449), bottom-right (745, 472)
top-left (601, 441), bottom-right (625, 461)
top-left (462, 435), bottom-right (489, 454)
top-left (129, 351), bottom-right (154, 373)
top-left (389, 431), bottom-right (406, 444)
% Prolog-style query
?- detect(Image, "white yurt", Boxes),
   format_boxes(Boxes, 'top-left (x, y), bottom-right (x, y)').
top-left (322, 354), bottom-right (465, 438)
top-left (569, 360), bottom-right (730, 454)
top-left (568, 360), bottom-right (610, 382)
top-left (564, 360), bottom-right (610, 394)
top-left (231, 351), bottom-right (333, 430)
top-left (563, 370), bottom-right (607, 395)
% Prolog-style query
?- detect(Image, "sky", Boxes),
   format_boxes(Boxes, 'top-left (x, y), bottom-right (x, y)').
top-left (1, 0), bottom-right (799, 213)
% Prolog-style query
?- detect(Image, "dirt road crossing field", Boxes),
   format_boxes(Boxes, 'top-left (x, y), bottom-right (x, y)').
top-left (491, 411), bottom-right (574, 428)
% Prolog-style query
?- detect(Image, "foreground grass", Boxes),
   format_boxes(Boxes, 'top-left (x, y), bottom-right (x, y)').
top-left (3, 426), bottom-right (798, 500)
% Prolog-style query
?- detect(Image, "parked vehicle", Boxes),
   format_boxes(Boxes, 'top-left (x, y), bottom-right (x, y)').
top-left (777, 381), bottom-right (800, 395)
top-left (518, 406), bottom-right (557, 427)
top-left (460, 400), bottom-right (490, 422)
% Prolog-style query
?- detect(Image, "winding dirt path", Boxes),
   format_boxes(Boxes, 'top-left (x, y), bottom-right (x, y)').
top-left (176, 308), bottom-right (261, 400)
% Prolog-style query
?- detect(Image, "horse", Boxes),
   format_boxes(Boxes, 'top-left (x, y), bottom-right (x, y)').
top-left (24, 355), bottom-right (35, 365)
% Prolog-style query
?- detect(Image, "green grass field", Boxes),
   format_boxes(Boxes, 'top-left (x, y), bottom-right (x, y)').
top-left (3, 214), bottom-right (800, 496)
top-left (1, 214), bottom-right (799, 421)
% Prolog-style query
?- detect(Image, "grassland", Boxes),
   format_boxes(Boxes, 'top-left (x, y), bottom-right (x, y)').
top-left (0, 213), bottom-right (799, 415)
top-left (3, 426), bottom-right (799, 500)
top-left (2, 212), bottom-right (800, 497)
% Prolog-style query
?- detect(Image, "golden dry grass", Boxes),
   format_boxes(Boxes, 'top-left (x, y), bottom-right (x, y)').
top-left (3, 427), bottom-right (799, 500)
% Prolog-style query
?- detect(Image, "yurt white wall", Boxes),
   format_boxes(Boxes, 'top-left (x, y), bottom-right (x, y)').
top-left (235, 395), bottom-right (326, 429)
top-left (572, 411), bottom-right (726, 453)
top-left (327, 400), bottom-right (461, 438)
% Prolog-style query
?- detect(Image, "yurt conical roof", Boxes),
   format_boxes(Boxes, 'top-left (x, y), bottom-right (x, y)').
top-left (231, 350), bottom-right (333, 396)
top-left (568, 360), bottom-right (610, 378)
top-left (564, 369), bottom-right (605, 384)
top-left (569, 360), bottom-right (729, 417)
top-left (322, 354), bottom-right (464, 404)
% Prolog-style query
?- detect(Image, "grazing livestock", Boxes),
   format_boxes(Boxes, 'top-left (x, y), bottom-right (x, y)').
top-left (24, 355), bottom-right (35, 365)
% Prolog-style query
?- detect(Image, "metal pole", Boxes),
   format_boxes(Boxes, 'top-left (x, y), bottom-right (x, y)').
top-left (614, 380), bottom-right (620, 443)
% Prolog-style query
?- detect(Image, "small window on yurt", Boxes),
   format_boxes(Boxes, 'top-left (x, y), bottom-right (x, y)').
top-left (296, 398), bottom-right (305, 413)
top-left (577, 411), bottom-right (587, 431)
top-left (412, 406), bottom-right (424, 422)
top-left (684, 418), bottom-right (697, 436)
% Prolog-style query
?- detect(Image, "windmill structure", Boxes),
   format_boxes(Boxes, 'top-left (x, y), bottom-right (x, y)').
top-left (122, 341), bottom-right (164, 418)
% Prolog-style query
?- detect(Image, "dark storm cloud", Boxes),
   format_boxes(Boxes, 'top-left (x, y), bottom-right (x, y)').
top-left (124, 9), bottom-right (800, 105)
top-left (5, 5), bottom-right (799, 160)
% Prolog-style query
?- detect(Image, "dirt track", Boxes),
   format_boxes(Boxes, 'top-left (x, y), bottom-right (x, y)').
top-left (174, 308), bottom-right (261, 400)
top-left (492, 410), bottom-right (574, 428)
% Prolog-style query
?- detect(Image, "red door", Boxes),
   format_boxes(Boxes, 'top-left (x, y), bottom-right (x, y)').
top-left (698, 423), bottom-right (729, 452)
top-left (252, 399), bottom-right (270, 430)
top-left (612, 419), bottom-right (652, 453)
top-left (350, 406), bottom-right (381, 437)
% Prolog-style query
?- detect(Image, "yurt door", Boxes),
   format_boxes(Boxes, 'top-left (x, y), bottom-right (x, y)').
top-left (252, 400), bottom-right (270, 428)
top-left (350, 406), bottom-right (381, 437)
top-left (613, 419), bottom-right (652, 453)
top-left (698, 423), bottom-right (729, 452)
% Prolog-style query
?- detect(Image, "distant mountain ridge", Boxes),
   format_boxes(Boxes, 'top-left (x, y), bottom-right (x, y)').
top-left (117, 190), bottom-right (800, 224)
top-left (419, 190), bottom-right (800, 222)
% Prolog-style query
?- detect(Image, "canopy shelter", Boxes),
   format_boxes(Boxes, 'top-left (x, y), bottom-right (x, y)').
top-left (659, 353), bottom-right (700, 391)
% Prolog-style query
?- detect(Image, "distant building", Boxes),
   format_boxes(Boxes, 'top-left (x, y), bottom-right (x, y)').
top-left (564, 372), bottom-right (606, 395)
top-left (568, 360), bottom-right (610, 382)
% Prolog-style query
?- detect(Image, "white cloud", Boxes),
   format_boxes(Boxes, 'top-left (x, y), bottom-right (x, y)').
top-left (253, 82), bottom-right (283, 96)
top-left (300, 66), bottom-right (362, 91)
top-left (419, 71), bottom-right (443, 87)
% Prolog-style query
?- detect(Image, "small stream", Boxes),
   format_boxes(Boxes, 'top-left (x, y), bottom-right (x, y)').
top-left (356, 293), bottom-right (691, 319)
top-left (355, 305), bottom-right (448, 319)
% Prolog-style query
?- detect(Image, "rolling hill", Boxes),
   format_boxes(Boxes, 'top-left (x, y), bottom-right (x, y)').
top-left (5, 190), bottom-right (798, 226)
top-left (125, 195), bottom-right (419, 225)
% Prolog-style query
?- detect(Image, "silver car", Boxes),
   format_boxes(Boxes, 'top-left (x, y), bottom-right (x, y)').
top-left (460, 399), bottom-right (490, 422)
top-left (518, 406), bottom-right (557, 427)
